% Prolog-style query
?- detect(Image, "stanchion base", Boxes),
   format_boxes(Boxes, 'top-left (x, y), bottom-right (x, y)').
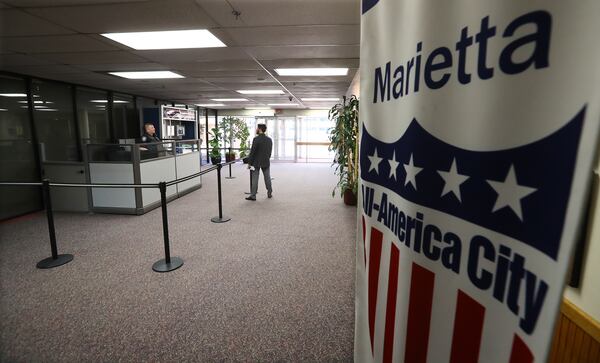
top-left (225, 176), bottom-right (236, 179)
top-left (152, 257), bottom-right (184, 272)
top-left (36, 254), bottom-right (74, 269)
top-left (211, 216), bottom-right (231, 223)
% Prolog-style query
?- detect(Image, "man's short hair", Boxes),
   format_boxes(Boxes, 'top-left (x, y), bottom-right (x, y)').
top-left (144, 123), bottom-right (154, 130)
top-left (257, 124), bottom-right (267, 132)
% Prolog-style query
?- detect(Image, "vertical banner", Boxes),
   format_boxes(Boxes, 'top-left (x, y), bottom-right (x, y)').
top-left (356, 1), bottom-right (600, 362)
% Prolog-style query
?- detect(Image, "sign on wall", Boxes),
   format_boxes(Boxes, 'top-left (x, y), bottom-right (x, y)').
top-left (356, 1), bottom-right (600, 362)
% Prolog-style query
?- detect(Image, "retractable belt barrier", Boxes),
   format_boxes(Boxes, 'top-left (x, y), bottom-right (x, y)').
top-left (0, 159), bottom-right (240, 273)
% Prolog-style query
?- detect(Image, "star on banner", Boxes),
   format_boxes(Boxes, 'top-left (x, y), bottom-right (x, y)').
top-left (487, 164), bottom-right (537, 221)
top-left (388, 151), bottom-right (400, 180)
top-left (368, 148), bottom-right (383, 175)
top-left (438, 158), bottom-right (469, 202)
top-left (403, 153), bottom-right (422, 190)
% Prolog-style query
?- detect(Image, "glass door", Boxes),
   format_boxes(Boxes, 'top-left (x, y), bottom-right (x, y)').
top-left (256, 116), bottom-right (296, 161)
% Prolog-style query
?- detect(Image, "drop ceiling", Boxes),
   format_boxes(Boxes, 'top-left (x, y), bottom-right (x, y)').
top-left (0, 0), bottom-right (360, 109)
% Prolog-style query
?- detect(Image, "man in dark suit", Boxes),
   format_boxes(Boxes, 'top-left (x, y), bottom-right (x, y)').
top-left (245, 123), bottom-right (273, 201)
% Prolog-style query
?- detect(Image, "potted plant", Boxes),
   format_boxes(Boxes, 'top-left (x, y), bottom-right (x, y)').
top-left (209, 127), bottom-right (222, 164)
top-left (238, 122), bottom-right (250, 158)
top-left (328, 95), bottom-right (359, 206)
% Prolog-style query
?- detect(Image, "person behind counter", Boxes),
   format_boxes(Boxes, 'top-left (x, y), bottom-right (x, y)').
top-left (140, 123), bottom-right (163, 158)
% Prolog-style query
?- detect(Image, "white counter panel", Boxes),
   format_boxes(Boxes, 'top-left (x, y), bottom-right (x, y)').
top-left (175, 152), bottom-right (201, 194)
top-left (89, 163), bottom-right (136, 208)
top-left (140, 157), bottom-right (177, 206)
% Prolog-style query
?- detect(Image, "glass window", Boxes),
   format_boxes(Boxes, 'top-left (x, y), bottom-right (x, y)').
top-left (112, 93), bottom-right (137, 141)
top-left (0, 75), bottom-right (42, 219)
top-left (31, 79), bottom-right (80, 162)
top-left (76, 87), bottom-right (110, 144)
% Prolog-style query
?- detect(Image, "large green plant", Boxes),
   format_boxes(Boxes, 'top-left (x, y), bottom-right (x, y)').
top-left (219, 116), bottom-right (249, 155)
top-left (238, 123), bottom-right (250, 158)
top-left (208, 127), bottom-right (222, 158)
top-left (328, 95), bottom-right (359, 197)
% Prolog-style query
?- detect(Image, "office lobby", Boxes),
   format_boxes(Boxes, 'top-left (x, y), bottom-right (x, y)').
top-left (1, 1), bottom-right (600, 362)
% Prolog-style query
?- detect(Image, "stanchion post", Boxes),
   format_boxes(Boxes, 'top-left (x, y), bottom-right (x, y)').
top-left (225, 162), bottom-right (235, 179)
top-left (211, 164), bottom-right (231, 223)
top-left (36, 179), bottom-right (74, 269)
top-left (152, 182), bottom-right (183, 272)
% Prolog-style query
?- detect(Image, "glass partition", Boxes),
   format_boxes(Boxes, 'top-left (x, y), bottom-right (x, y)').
top-left (0, 75), bottom-right (42, 219)
top-left (139, 141), bottom-right (175, 161)
top-left (176, 139), bottom-right (200, 154)
top-left (112, 93), bottom-right (137, 140)
top-left (31, 79), bottom-right (80, 162)
top-left (87, 144), bottom-right (133, 162)
top-left (76, 87), bottom-right (110, 144)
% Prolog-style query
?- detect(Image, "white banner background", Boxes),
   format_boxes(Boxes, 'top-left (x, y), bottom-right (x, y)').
top-left (355, 1), bottom-right (600, 362)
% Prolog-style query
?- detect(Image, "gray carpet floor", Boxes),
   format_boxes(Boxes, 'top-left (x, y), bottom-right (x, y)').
top-left (0, 163), bottom-right (356, 362)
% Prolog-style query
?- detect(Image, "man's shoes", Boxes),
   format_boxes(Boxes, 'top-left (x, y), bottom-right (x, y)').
top-left (245, 196), bottom-right (256, 201)
top-left (267, 192), bottom-right (272, 198)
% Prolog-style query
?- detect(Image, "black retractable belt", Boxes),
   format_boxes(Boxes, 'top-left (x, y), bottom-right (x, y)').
top-left (36, 179), bottom-right (74, 269)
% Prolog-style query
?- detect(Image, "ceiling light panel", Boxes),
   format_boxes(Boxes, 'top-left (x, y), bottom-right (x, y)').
top-left (237, 90), bottom-right (284, 95)
top-left (275, 68), bottom-right (348, 76)
top-left (109, 71), bottom-right (184, 79)
top-left (101, 29), bottom-right (226, 50)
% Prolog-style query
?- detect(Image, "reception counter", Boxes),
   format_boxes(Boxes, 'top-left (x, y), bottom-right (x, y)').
top-left (86, 139), bottom-right (202, 214)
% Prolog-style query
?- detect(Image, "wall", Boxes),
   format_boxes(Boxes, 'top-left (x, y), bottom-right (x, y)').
top-left (564, 155), bottom-right (600, 322)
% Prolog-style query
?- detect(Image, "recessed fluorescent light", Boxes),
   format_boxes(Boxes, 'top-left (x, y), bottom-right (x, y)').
top-left (301, 98), bottom-right (340, 101)
top-left (268, 103), bottom-right (299, 107)
top-left (0, 108), bottom-right (7, 111)
top-left (90, 100), bottom-right (129, 104)
top-left (196, 103), bottom-right (225, 107)
top-left (237, 90), bottom-right (284, 95)
top-left (0, 93), bottom-right (27, 97)
top-left (36, 108), bottom-right (59, 112)
top-left (18, 100), bottom-right (53, 104)
top-left (109, 71), bottom-right (183, 79)
top-left (275, 68), bottom-right (348, 76)
top-left (101, 29), bottom-right (226, 50)
top-left (211, 98), bottom-right (248, 102)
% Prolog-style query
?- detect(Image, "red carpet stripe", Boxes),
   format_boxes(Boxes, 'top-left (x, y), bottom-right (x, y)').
top-left (509, 334), bottom-right (534, 363)
top-left (449, 290), bottom-right (485, 363)
top-left (382, 244), bottom-right (400, 363)
top-left (404, 263), bottom-right (435, 363)
top-left (368, 227), bottom-right (384, 355)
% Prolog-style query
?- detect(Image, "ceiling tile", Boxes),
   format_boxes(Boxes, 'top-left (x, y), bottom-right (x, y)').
top-left (171, 60), bottom-right (262, 72)
top-left (1, 64), bottom-right (83, 75)
top-left (1, 34), bottom-right (118, 53)
top-left (197, 0), bottom-right (360, 27)
top-left (2, 0), bottom-right (149, 6)
top-left (0, 53), bottom-right (56, 66)
top-left (36, 50), bottom-right (148, 64)
top-left (134, 47), bottom-right (251, 63)
top-left (0, 9), bottom-right (75, 36)
top-left (225, 25), bottom-right (358, 47)
top-left (75, 62), bottom-right (166, 71)
top-left (247, 45), bottom-right (359, 60)
top-left (26, 0), bottom-right (217, 33)
top-left (260, 58), bottom-right (359, 69)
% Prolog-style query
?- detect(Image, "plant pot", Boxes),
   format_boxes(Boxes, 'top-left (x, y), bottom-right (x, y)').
top-left (343, 189), bottom-right (357, 206)
top-left (225, 153), bottom-right (236, 162)
top-left (210, 155), bottom-right (222, 165)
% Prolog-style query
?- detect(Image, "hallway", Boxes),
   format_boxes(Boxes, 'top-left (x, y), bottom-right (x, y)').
top-left (0, 163), bottom-right (356, 362)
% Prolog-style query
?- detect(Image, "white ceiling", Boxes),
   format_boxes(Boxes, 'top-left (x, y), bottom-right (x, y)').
top-left (0, 0), bottom-right (360, 109)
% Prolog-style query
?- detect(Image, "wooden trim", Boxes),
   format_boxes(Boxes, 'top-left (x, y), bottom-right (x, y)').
top-left (562, 298), bottom-right (600, 343)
